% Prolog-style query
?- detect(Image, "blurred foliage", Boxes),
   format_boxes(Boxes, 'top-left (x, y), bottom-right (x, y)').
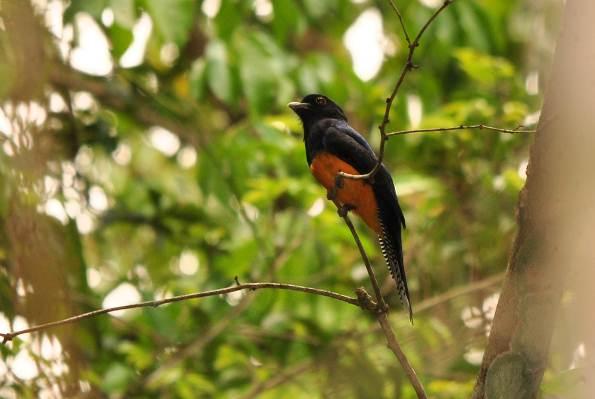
top-left (0, 0), bottom-right (563, 397)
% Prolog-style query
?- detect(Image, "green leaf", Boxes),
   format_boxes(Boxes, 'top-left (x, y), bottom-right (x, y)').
top-left (103, 363), bottom-right (135, 394)
top-left (142, 0), bottom-right (196, 45)
top-left (454, 48), bottom-right (515, 88)
top-left (302, 0), bottom-right (338, 18)
top-left (271, 0), bottom-right (304, 43)
top-left (214, 345), bottom-right (248, 371)
top-left (214, 0), bottom-right (245, 40)
top-left (454, 1), bottom-right (492, 52)
top-left (236, 31), bottom-right (293, 116)
top-left (428, 379), bottom-right (474, 398)
top-left (214, 239), bottom-right (257, 278)
top-left (108, 23), bottom-right (133, 57)
top-left (503, 101), bottom-right (529, 125)
top-left (175, 373), bottom-right (217, 398)
top-left (64, 0), bottom-right (107, 21)
top-left (205, 40), bottom-right (235, 103)
top-left (189, 59), bottom-right (207, 100)
top-left (110, 0), bottom-right (136, 28)
top-left (119, 341), bottom-right (153, 370)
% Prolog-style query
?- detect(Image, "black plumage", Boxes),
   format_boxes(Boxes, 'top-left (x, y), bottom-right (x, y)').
top-left (289, 94), bottom-right (411, 320)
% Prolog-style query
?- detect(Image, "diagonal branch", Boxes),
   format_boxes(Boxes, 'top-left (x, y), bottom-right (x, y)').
top-left (387, 0), bottom-right (411, 45)
top-left (340, 0), bottom-right (454, 182)
top-left (333, 201), bottom-right (386, 310)
top-left (0, 283), bottom-right (358, 344)
top-left (376, 312), bottom-right (424, 390)
top-left (333, 204), bottom-right (427, 399)
top-left (240, 360), bottom-right (316, 399)
top-left (415, 272), bottom-right (504, 314)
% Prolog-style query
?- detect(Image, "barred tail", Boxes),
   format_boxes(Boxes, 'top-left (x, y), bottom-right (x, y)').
top-left (372, 165), bottom-right (411, 322)
top-left (379, 220), bottom-right (413, 323)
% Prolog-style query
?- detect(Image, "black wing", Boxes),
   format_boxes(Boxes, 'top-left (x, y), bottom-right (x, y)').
top-left (321, 125), bottom-right (377, 174)
top-left (333, 120), bottom-right (377, 155)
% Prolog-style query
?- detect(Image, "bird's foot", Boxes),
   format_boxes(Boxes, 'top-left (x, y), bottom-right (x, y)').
top-left (355, 288), bottom-right (388, 314)
top-left (337, 204), bottom-right (355, 217)
top-left (327, 174), bottom-right (345, 201)
top-left (334, 174), bottom-right (345, 189)
top-left (326, 189), bottom-right (336, 201)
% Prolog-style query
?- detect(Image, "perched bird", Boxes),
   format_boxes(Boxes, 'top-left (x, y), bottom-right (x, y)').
top-left (289, 94), bottom-right (411, 320)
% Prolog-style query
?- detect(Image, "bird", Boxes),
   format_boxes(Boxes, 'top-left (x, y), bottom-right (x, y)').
top-left (288, 94), bottom-right (412, 320)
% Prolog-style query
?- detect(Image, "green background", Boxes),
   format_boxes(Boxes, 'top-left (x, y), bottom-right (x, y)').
top-left (0, 0), bottom-right (568, 397)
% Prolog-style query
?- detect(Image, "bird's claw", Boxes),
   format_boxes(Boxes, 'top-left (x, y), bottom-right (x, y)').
top-left (327, 174), bottom-right (345, 201)
top-left (337, 204), bottom-right (355, 217)
top-left (326, 189), bottom-right (336, 201)
top-left (334, 174), bottom-right (345, 189)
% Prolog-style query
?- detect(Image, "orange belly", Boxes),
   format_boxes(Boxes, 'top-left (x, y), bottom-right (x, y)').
top-left (310, 152), bottom-right (380, 233)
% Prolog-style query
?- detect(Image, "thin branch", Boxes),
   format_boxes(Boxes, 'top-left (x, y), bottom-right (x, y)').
top-left (335, 205), bottom-right (427, 399)
top-left (239, 328), bottom-right (364, 398)
top-left (387, 0), bottom-right (411, 45)
top-left (0, 283), bottom-right (358, 343)
top-left (240, 360), bottom-right (316, 399)
top-left (227, 178), bottom-right (269, 256)
top-left (387, 124), bottom-right (536, 137)
top-left (340, 0), bottom-right (454, 182)
top-left (377, 313), bottom-right (426, 398)
top-left (332, 201), bottom-right (385, 309)
top-left (414, 0), bottom-right (453, 45)
top-left (415, 272), bottom-right (504, 313)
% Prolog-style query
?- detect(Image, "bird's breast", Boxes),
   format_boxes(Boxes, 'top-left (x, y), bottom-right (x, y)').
top-left (310, 152), bottom-right (381, 233)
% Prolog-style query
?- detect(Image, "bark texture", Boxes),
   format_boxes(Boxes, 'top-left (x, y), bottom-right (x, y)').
top-left (472, 1), bottom-right (595, 398)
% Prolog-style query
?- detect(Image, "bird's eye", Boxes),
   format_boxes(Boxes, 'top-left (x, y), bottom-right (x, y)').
top-left (315, 96), bottom-right (327, 106)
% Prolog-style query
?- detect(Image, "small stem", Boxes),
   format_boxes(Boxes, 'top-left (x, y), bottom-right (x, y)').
top-left (377, 313), bottom-right (427, 399)
top-left (332, 199), bottom-right (427, 399)
top-left (387, 0), bottom-right (411, 46)
top-left (339, 0), bottom-right (455, 182)
top-left (343, 214), bottom-right (385, 308)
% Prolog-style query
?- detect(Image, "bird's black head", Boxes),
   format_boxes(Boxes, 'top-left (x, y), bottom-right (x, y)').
top-left (288, 94), bottom-right (347, 126)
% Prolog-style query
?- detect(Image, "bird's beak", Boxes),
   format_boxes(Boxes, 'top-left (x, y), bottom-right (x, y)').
top-left (288, 102), bottom-right (310, 111)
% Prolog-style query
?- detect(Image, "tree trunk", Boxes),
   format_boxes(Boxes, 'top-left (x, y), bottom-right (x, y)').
top-left (472, 1), bottom-right (595, 398)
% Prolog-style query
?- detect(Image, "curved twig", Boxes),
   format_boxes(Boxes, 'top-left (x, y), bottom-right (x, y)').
top-left (340, 0), bottom-right (454, 182)
top-left (0, 283), bottom-right (358, 344)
